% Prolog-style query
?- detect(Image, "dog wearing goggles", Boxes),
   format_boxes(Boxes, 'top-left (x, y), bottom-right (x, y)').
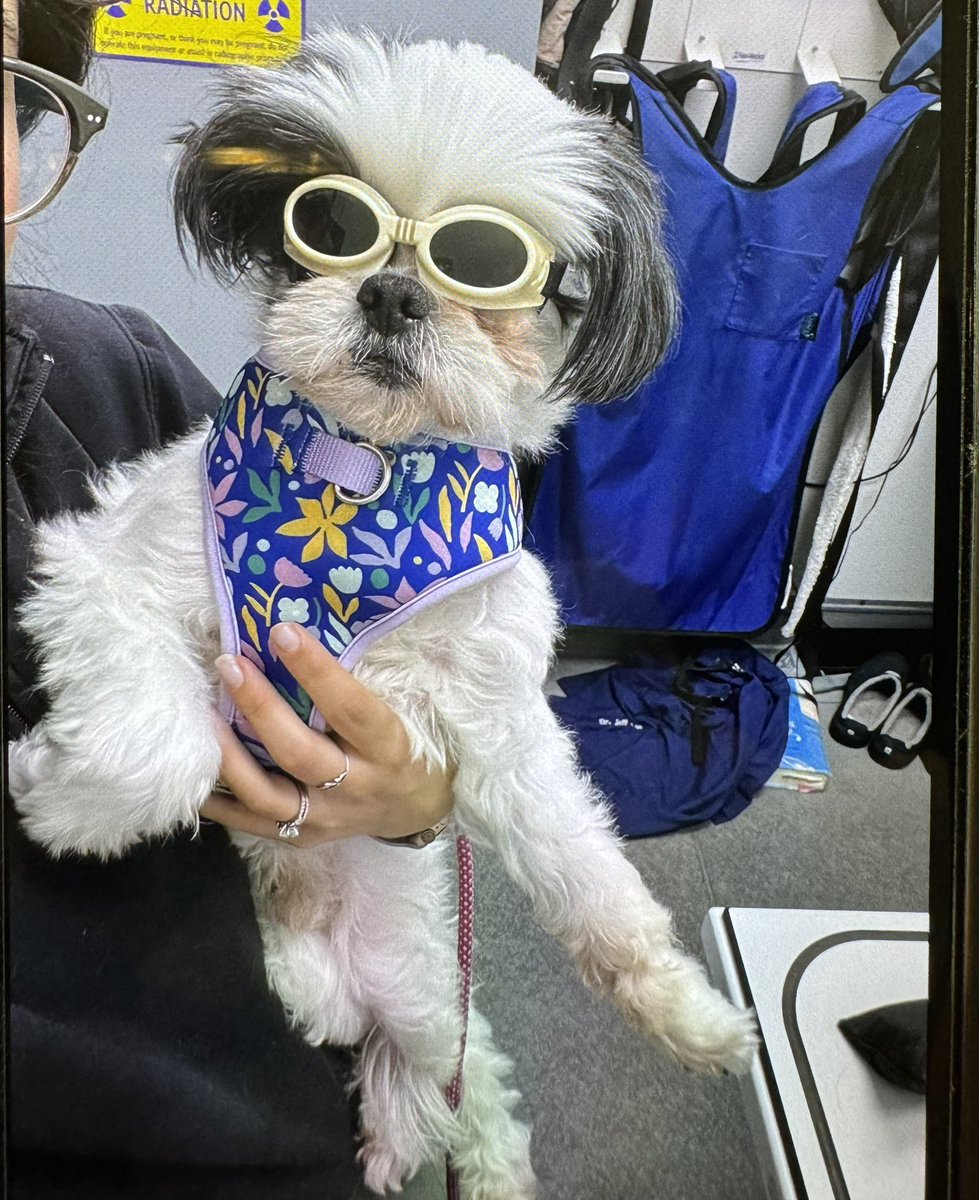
top-left (11, 31), bottom-right (756, 1198)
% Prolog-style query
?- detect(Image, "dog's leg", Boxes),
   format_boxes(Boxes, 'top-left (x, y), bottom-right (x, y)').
top-left (237, 837), bottom-right (374, 1047)
top-left (450, 1006), bottom-right (535, 1200)
top-left (452, 692), bottom-right (757, 1076)
top-left (332, 838), bottom-right (467, 1194)
top-left (10, 646), bottom-right (220, 860)
top-left (354, 555), bottom-right (757, 1077)
top-left (237, 839), bottom-right (509, 1196)
top-left (10, 435), bottom-right (222, 859)
top-left (356, 1023), bottom-right (458, 1195)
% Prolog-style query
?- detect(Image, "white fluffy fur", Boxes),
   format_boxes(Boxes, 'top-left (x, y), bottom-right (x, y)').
top-left (10, 34), bottom-right (756, 1198)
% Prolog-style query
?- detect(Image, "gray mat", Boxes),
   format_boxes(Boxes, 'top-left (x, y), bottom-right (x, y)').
top-left (358, 677), bottom-right (930, 1200)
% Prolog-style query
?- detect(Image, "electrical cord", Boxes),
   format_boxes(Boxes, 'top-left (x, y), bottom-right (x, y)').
top-left (830, 363), bottom-right (937, 580)
top-left (804, 361), bottom-right (937, 491)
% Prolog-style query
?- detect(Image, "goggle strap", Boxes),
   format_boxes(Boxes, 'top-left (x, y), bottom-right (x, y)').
top-left (541, 259), bottom-right (569, 300)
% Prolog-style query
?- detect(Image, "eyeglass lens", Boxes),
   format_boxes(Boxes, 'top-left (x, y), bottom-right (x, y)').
top-left (9, 72), bottom-right (71, 217)
top-left (293, 189), bottom-right (380, 257)
top-left (429, 221), bottom-right (529, 288)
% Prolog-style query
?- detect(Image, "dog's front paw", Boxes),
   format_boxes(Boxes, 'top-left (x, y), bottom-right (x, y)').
top-left (616, 957), bottom-right (759, 1075)
top-left (8, 733), bottom-right (138, 858)
top-left (8, 729), bottom-right (56, 800)
top-left (12, 734), bottom-right (146, 859)
top-left (656, 977), bottom-right (759, 1076)
top-left (14, 774), bottom-right (144, 861)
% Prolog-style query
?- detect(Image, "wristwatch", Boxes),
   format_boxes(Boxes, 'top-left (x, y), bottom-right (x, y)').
top-left (373, 813), bottom-right (452, 848)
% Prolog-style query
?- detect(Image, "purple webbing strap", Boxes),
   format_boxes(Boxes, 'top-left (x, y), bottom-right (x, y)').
top-left (301, 430), bottom-right (385, 495)
top-left (445, 835), bottom-right (475, 1200)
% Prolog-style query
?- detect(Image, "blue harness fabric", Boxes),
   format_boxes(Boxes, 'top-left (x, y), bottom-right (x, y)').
top-left (203, 358), bottom-right (522, 758)
top-left (529, 71), bottom-right (938, 634)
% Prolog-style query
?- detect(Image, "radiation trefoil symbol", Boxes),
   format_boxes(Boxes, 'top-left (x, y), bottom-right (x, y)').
top-left (106, 1), bottom-right (130, 16)
top-left (257, 0), bottom-right (290, 33)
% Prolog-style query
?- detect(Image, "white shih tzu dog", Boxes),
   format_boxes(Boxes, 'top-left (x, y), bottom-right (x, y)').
top-left (11, 32), bottom-right (757, 1198)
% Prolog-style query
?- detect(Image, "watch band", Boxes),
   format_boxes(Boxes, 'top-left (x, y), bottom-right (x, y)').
top-left (373, 813), bottom-right (452, 848)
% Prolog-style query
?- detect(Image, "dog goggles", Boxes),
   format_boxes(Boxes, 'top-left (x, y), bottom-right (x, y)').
top-left (283, 175), bottom-right (566, 310)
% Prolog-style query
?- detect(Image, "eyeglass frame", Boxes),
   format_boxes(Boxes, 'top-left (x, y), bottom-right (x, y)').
top-left (282, 174), bottom-right (567, 311)
top-left (3, 57), bottom-right (109, 225)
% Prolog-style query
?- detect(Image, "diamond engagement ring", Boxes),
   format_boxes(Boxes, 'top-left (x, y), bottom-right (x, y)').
top-left (277, 778), bottom-right (311, 839)
top-left (316, 751), bottom-right (350, 791)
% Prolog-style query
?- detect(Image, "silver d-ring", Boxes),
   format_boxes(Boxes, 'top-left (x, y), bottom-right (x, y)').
top-left (335, 443), bottom-right (393, 505)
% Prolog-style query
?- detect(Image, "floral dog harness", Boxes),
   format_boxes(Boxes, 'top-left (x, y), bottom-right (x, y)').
top-left (203, 357), bottom-right (523, 757)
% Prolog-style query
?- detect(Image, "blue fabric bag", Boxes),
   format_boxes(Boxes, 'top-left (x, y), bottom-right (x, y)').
top-left (550, 644), bottom-right (789, 837)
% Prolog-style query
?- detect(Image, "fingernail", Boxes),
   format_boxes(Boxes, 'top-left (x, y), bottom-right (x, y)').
top-left (270, 623), bottom-right (301, 653)
top-left (215, 654), bottom-right (244, 689)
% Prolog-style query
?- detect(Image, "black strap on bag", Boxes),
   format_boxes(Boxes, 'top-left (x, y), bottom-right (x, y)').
top-left (550, 0), bottom-right (617, 101)
top-left (656, 61), bottom-right (737, 155)
top-left (551, 0), bottom-right (656, 108)
top-left (673, 653), bottom-right (735, 767)
top-left (838, 104), bottom-right (940, 418)
top-left (758, 90), bottom-right (869, 184)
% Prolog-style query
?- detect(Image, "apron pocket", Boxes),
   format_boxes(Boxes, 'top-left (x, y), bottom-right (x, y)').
top-left (724, 241), bottom-right (827, 340)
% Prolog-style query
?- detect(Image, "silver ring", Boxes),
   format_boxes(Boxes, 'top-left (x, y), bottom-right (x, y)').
top-left (335, 444), bottom-right (393, 505)
top-left (277, 779), bottom-right (311, 839)
top-left (316, 751), bottom-right (350, 791)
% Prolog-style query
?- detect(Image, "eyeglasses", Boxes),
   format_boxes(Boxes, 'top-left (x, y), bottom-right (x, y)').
top-left (283, 175), bottom-right (566, 310)
top-left (3, 57), bottom-right (108, 225)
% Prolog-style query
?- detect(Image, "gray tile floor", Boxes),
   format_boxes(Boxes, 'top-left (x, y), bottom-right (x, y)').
top-left (361, 673), bottom-right (931, 1200)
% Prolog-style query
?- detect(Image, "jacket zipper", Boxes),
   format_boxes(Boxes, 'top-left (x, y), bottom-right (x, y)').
top-left (5, 353), bottom-right (53, 465)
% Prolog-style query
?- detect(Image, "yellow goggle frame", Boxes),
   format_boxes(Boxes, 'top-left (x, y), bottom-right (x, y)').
top-left (283, 175), bottom-right (563, 311)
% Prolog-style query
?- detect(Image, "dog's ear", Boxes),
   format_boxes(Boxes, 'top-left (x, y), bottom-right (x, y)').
top-left (547, 125), bottom-right (679, 406)
top-left (172, 66), bottom-right (354, 284)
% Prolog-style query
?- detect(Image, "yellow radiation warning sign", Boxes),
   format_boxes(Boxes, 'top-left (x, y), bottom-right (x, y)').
top-left (94, 1), bottom-right (303, 68)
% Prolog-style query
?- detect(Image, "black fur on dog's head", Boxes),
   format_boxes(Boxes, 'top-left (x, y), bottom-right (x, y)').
top-left (173, 30), bottom-right (678, 449)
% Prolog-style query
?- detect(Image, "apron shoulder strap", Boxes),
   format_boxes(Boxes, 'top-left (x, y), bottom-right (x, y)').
top-left (656, 61), bottom-right (738, 161)
top-left (759, 84), bottom-right (868, 184)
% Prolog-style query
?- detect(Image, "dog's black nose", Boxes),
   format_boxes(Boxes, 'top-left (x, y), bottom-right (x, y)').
top-left (357, 272), bottom-right (432, 337)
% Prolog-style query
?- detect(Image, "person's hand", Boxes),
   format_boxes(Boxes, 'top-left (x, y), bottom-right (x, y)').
top-left (200, 622), bottom-right (454, 845)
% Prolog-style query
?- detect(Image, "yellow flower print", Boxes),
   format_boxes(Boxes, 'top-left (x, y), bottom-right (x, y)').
top-left (276, 484), bottom-right (358, 563)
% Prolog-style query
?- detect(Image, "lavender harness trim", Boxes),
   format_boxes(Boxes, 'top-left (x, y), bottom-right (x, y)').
top-left (202, 356), bottom-right (523, 760)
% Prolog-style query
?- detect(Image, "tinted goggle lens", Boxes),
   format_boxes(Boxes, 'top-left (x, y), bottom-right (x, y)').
top-left (291, 188), bottom-right (380, 257)
top-left (428, 220), bottom-right (529, 288)
top-left (291, 186), bottom-right (532, 291)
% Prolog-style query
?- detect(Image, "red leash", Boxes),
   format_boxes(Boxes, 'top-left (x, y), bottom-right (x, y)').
top-left (445, 834), bottom-right (475, 1200)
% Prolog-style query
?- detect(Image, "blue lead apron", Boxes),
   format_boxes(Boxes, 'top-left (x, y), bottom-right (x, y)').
top-left (203, 357), bottom-right (522, 761)
top-left (529, 71), bottom-right (937, 634)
